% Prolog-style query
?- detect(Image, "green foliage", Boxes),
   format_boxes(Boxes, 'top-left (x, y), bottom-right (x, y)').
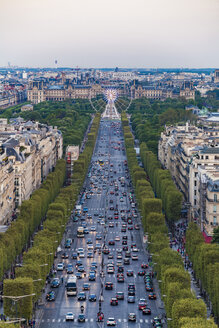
top-left (172, 298), bottom-right (207, 328)
top-left (179, 317), bottom-right (217, 328)
top-left (4, 277), bottom-right (34, 320)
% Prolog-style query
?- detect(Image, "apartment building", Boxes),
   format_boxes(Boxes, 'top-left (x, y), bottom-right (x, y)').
top-left (158, 123), bottom-right (219, 239)
top-left (0, 119), bottom-right (63, 224)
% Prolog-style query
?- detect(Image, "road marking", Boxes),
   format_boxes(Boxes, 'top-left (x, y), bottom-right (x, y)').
top-left (123, 318), bottom-right (127, 322)
top-left (85, 318), bottom-right (88, 322)
top-left (52, 319), bottom-right (55, 322)
top-left (58, 319), bottom-right (61, 322)
top-left (139, 319), bottom-right (143, 323)
top-left (118, 319), bottom-right (121, 322)
top-left (90, 318), bottom-right (94, 322)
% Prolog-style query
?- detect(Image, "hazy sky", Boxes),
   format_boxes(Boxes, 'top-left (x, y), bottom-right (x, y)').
top-left (0, 0), bottom-right (219, 68)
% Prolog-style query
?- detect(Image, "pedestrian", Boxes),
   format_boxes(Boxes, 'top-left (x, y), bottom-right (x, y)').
top-left (61, 276), bottom-right (64, 284)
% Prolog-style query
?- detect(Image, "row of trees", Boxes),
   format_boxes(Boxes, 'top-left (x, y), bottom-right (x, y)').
top-left (121, 112), bottom-right (216, 328)
top-left (140, 142), bottom-right (182, 224)
top-left (3, 113), bottom-right (101, 321)
top-left (0, 159), bottom-right (66, 281)
top-left (186, 223), bottom-right (219, 322)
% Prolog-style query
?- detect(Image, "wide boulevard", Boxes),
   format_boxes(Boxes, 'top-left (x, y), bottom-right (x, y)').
top-left (38, 118), bottom-right (164, 327)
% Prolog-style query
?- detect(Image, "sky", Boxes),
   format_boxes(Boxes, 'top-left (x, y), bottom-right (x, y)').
top-left (0, 0), bottom-right (219, 68)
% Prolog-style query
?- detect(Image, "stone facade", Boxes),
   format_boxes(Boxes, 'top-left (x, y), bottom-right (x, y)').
top-left (158, 123), bottom-right (219, 237)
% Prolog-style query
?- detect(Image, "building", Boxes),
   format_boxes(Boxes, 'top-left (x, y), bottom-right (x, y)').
top-left (0, 119), bottom-right (63, 224)
top-left (158, 123), bottom-right (219, 239)
top-left (214, 69), bottom-right (219, 83)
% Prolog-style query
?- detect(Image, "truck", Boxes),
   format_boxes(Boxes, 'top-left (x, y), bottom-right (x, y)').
top-left (66, 276), bottom-right (77, 296)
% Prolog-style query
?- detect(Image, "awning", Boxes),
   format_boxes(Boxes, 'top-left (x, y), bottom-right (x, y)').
top-left (202, 231), bottom-right (212, 243)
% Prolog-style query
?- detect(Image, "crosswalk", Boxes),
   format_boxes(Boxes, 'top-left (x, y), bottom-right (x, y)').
top-left (40, 318), bottom-right (153, 323)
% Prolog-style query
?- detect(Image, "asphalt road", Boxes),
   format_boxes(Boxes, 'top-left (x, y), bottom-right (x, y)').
top-left (38, 119), bottom-right (164, 328)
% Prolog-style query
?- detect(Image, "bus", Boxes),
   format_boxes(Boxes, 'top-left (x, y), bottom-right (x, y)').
top-left (77, 226), bottom-right (84, 238)
top-left (66, 276), bottom-right (77, 296)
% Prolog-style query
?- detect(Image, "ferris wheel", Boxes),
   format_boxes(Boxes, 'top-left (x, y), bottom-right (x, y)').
top-left (89, 86), bottom-right (133, 113)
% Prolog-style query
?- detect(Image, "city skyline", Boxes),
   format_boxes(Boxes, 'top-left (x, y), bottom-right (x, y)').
top-left (0, 0), bottom-right (219, 68)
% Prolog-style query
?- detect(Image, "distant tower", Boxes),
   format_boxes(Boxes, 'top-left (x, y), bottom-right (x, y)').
top-left (55, 60), bottom-right (58, 69)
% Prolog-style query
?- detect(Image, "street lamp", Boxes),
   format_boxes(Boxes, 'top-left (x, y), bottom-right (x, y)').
top-left (2, 293), bottom-right (35, 323)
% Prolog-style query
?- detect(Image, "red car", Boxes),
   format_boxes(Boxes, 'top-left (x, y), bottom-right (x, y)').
top-left (128, 226), bottom-right (133, 230)
top-left (110, 298), bottom-right (118, 305)
top-left (141, 263), bottom-right (148, 269)
top-left (138, 300), bottom-right (147, 310)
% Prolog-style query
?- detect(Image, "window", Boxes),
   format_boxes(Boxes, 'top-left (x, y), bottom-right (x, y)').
top-left (194, 180), bottom-right (197, 187)
top-left (213, 216), bottom-right (217, 225)
top-left (206, 156), bottom-right (209, 160)
top-left (201, 155), bottom-right (204, 160)
top-left (195, 172), bottom-right (198, 177)
top-left (194, 190), bottom-right (197, 196)
top-left (213, 205), bottom-right (217, 213)
top-left (194, 199), bottom-right (197, 205)
top-left (214, 194), bottom-right (217, 202)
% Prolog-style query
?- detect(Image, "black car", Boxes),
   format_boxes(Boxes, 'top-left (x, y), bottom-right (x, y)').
top-left (78, 314), bottom-right (85, 322)
top-left (77, 292), bottom-right (86, 301)
top-left (105, 282), bottom-right (113, 290)
top-left (89, 294), bottom-right (97, 302)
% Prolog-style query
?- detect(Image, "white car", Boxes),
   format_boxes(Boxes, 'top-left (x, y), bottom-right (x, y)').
top-left (107, 318), bottom-right (116, 326)
top-left (57, 263), bottom-right (64, 271)
top-left (79, 252), bottom-right (85, 258)
top-left (87, 244), bottom-right (93, 251)
top-left (114, 236), bottom-right (120, 241)
top-left (132, 248), bottom-right (138, 252)
top-left (66, 312), bottom-right (74, 321)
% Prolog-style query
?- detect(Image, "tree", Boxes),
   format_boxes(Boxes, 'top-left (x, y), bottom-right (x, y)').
top-left (172, 298), bottom-right (207, 328)
top-left (212, 227), bottom-right (219, 243)
top-left (4, 278), bottom-right (34, 320)
top-left (179, 317), bottom-right (217, 328)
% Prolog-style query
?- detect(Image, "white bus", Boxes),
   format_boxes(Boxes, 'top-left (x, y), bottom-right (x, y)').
top-left (66, 276), bottom-right (77, 296)
top-left (77, 226), bottom-right (84, 238)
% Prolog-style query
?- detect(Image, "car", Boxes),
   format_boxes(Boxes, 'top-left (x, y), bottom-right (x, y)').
top-left (128, 313), bottom-right (136, 321)
top-left (122, 240), bottom-right (127, 245)
top-left (107, 266), bottom-right (115, 274)
top-left (75, 272), bottom-right (82, 279)
top-left (65, 241), bottom-right (71, 248)
top-left (109, 240), bottom-right (115, 246)
top-left (46, 291), bottom-right (56, 301)
top-left (87, 238), bottom-right (93, 244)
top-left (57, 263), bottom-right (64, 271)
top-left (96, 235), bottom-right (102, 240)
top-left (148, 293), bottom-right (156, 300)
top-left (66, 312), bottom-right (74, 321)
top-left (128, 226), bottom-right (133, 230)
top-left (77, 292), bottom-right (86, 301)
top-left (72, 252), bottom-right (77, 259)
top-left (138, 270), bottom-right (145, 276)
top-left (109, 222), bottom-right (114, 228)
top-left (103, 248), bottom-right (110, 254)
top-left (67, 264), bottom-right (74, 274)
top-left (141, 263), bottom-right (149, 269)
top-left (89, 294), bottom-right (97, 302)
top-left (132, 247), bottom-right (138, 252)
top-left (117, 266), bottom-right (124, 273)
top-left (131, 243), bottom-right (137, 248)
top-left (121, 228), bottom-right (126, 232)
top-left (142, 307), bottom-right (151, 315)
top-left (105, 282), bottom-right (113, 290)
top-left (79, 252), bottom-right (85, 258)
top-left (117, 253), bottom-right (122, 259)
top-left (125, 251), bottom-right (131, 258)
top-left (152, 317), bottom-right (162, 327)
top-left (146, 284), bottom-right (153, 292)
top-left (138, 299), bottom-right (147, 310)
top-left (132, 254), bottom-right (138, 260)
top-left (107, 318), bottom-right (116, 326)
top-left (116, 291), bottom-right (124, 300)
top-left (89, 273), bottom-right (96, 281)
top-left (127, 295), bottom-right (135, 303)
top-left (83, 283), bottom-right (90, 290)
top-left (78, 265), bottom-right (85, 272)
top-left (108, 253), bottom-right (114, 259)
top-left (90, 226), bottom-right (96, 231)
top-left (135, 224), bottom-right (140, 230)
top-left (123, 258), bottom-right (130, 265)
top-left (127, 270), bottom-right (134, 277)
top-left (110, 206), bottom-right (114, 211)
top-left (117, 274), bottom-right (124, 282)
top-left (114, 236), bottom-right (120, 241)
top-left (78, 314), bottom-right (85, 322)
top-left (110, 297), bottom-right (118, 305)
top-left (128, 283), bottom-right (135, 291)
top-left (51, 278), bottom-right (60, 288)
top-left (87, 252), bottom-right (93, 258)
